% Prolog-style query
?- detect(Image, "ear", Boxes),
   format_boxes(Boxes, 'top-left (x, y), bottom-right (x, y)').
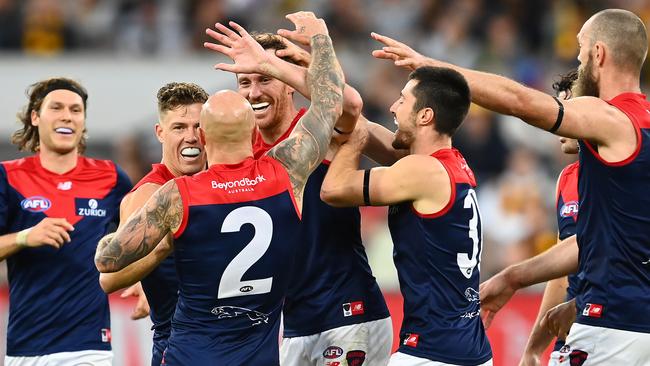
top-left (594, 41), bottom-right (606, 67)
top-left (155, 123), bottom-right (164, 144)
top-left (31, 110), bottom-right (39, 126)
top-left (418, 107), bottom-right (435, 126)
top-left (198, 127), bottom-right (206, 146)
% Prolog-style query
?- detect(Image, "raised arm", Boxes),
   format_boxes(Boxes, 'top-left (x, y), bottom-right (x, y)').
top-left (370, 32), bottom-right (633, 149)
top-left (98, 183), bottom-right (174, 293)
top-left (266, 12), bottom-right (344, 204)
top-left (204, 21), bottom-right (360, 137)
top-left (94, 180), bottom-right (182, 273)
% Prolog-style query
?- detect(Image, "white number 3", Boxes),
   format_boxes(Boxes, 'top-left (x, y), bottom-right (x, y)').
top-left (218, 206), bottom-right (273, 299)
top-left (457, 189), bottom-right (482, 279)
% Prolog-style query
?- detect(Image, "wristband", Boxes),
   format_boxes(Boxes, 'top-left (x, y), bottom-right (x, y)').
top-left (16, 228), bottom-right (32, 247)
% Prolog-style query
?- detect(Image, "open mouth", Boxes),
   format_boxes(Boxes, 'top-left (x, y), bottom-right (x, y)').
top-left (180, 147), bottom-right (201, 159)
top-left (251, 102), bottom-right (270, 113)
top-left (55, 127), bottom-right (74, 135)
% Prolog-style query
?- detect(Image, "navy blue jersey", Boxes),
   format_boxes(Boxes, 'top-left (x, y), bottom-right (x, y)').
top-left (253, 110), bottom-right (388, 336)
top-left (164, 157), bottom-right (301, 365)
top-left (576, 93), bottom-right (650, 333)
top-left (282, 162), bottom-right (389, 337)
top-left (553, 161), bottom-right (580, 351)
top-left (130, 164), bottom-right (179, 366)
top-left (0, 155), bottom-right (131, 356)
top-left (388, 149), bottom-right (492, 365)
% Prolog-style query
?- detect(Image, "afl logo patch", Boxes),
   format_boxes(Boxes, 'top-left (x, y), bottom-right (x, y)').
top-left (323, 346), bottom-right (343, 359)
top-left (560, 201), bottom-right (579, 218)
top-left (21, 196), bottom-right (51, 212)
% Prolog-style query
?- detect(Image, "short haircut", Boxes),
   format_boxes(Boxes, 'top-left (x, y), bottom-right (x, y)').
top-left (157, 82), bottom-right (209, 115)
top-left (13, 77), bottom-right (88, 153)
top-left (552, 69), bottom-right (578, 98)
top-left (408, 66), bottom-right (471, 137)
top-left (251, 32), bottom-right (299, 65)
top-left (589, 9), bottom-right (648, 72)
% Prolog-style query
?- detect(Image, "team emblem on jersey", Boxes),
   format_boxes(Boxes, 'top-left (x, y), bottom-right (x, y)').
top-left (323, 346), bottom-right (343, 359)
top-left (403, 333), bottom-right (419, 347)
top-left (560, 200), bottom-right (579, 218)
top-left (210, 306), bottom-right (269, 326)
top-left (464, 287), bottom-right (480, 302)
top-left (76, 198), bottom-right (107, 217)
top-left (20, 196), bottom-right (51, 212)
top-left (342, 301), bottom-right (364, 317)
top-left (346, 350), bottom-right (366, 366)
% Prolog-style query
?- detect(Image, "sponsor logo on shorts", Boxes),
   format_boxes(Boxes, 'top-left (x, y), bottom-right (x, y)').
top-left (77, 198), bottom-right (107, 217)
top-left (211, 175), bottom-right (266, 193)
top-left (569, 350), bottom-right (589, 366)
top-left (582, 303), bottom-right (603, 318)
top-left (323, 346), bottom-right (343, 359)
top-left (325, 362), bottom-right (340, 366)
top-left (342, 301), bottom-right (364, 317)
top-left (20, 196), bottom-right (51, 212)
top-left (346, 350), bottom-right (366, 366)
top-left (403, 333), bottom-right (419, 347)
top-left (101, 328), bottom-right (111, 343)
top-left (560, 201), bottom-right (579, 218)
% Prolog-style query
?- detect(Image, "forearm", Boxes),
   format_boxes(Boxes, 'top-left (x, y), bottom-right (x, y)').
top-left (422, 59), bottom-right (556, 131)
top-left (524, 276), bottom-right (569, 353)
top-left (505, 235), bottom-right (578, 288)
top-left (321, 143), bottom-right (365, 206)
top-left (99, 245), bottom-right (170, 293)
top-left (0, 231), bottom-right (24, 261)
top-left (363, 119), bottom-right (407, 165)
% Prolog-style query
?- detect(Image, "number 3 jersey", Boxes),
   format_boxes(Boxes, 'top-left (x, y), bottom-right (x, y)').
top-left (387, 148), bottom-right (492, 365)
top-left (0, 155), bottom-right (131, 356)
top-left (165, 156), bottom-right (301, 365)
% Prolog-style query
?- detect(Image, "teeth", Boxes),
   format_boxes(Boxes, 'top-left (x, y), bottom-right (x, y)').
top-left (251, 102), bottom-right (270, 111)
top-left (55, 127), bottom-right (74, 134)
top-left (394, 118), bottom-right (398, 126)
top-left (181, 147), bottom-right (201, 157)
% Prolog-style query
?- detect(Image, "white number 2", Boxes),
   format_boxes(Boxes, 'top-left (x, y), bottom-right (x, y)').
top-left (457, 189), bottom-right (482, 279)
top-left (218, 206), bottom-right (273, 299)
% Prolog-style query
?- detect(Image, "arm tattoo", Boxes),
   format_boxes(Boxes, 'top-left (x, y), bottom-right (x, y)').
top-left (269, 34), bottom-right (344, 202)
top-left (95, 181), bottom-right (182, 272)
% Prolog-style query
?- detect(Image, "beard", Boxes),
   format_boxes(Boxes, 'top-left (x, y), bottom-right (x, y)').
top-left (574, 55), bottom-right (599, 98)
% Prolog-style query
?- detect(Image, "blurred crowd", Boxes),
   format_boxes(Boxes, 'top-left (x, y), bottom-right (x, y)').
top-left (2, 0), bottom-right (650, 280)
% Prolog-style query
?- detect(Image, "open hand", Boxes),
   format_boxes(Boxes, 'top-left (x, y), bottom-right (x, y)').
top-left (371, 32), bottom-right (431, 71)
top-left (204, 21), bottom-right (275, 75)
top-left (277, 11), bottom-right (328, 47)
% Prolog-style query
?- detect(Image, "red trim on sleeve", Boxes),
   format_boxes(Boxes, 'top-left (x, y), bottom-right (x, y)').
top-left (172, 178), bottom-right (190, 239)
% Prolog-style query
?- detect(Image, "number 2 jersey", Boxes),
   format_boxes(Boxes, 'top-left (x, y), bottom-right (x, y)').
top-left (0, 155), bottom-right (131, 356)
top-left (576, 93), bottom-right (650, 333)
top-left (387, 148), bottom-right (492, 365)
top-left (253, 109), bottom-right (389, 337)
top-left (164, 156), bottom-right (301, 365)
top-left (129, 163), bottom-right (178, 365)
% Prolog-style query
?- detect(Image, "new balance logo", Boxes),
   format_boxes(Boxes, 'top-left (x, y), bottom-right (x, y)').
top-left (582, 303), bottom-right (603, 318)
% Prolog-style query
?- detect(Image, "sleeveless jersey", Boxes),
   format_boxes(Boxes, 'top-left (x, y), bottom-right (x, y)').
top-left (164, 157), bottom-right (301, 365)
top-left (0, 155), bottom-right (131, 356)
top-left (253, 109), bottom-right (389, 336)
top-left (130, 164), bottom-right (178, 365)
top-left (576, 93), bottom-right (650, 333)
top-left (553, 161), bottom-right (580, 351)
top-left (387, 148), bottom-right (492, 364)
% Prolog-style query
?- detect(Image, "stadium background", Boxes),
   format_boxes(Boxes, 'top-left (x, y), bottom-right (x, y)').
top-left (0, 0), bottom-right (648, 365)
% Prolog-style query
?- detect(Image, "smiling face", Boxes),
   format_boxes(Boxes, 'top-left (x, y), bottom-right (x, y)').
top-left (390, 79), bottom-right (419, 150)
top-left (156, 103), bottom-right (206, 176)
top-left (31, 89), bottom-right (85, 155)
top-left (236, 49), bottom-right (295, 132)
